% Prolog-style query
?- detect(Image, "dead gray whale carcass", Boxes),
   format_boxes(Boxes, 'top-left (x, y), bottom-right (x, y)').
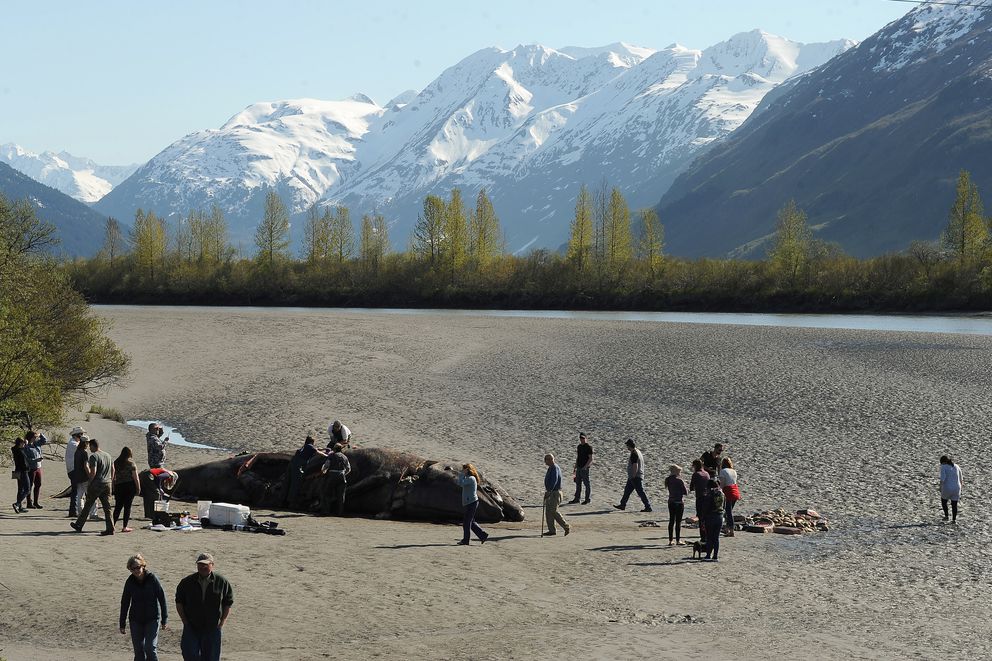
top-left (170, 448), bottom-right (525, 523)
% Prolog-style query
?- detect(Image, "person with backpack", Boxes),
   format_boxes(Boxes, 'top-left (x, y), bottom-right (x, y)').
top-left (700, 479), bottom-right (725, 562)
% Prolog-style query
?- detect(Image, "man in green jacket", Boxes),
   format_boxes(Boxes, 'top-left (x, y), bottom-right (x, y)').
top-left (175, 552), bottom-right (234, 661)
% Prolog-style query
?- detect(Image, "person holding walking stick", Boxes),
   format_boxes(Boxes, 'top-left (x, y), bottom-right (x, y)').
top-left (542, 454), bottom-right (571, 537)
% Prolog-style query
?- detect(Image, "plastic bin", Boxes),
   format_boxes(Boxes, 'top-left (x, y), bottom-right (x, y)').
top-left (153, 500), bottom-right (170, 513)
top-left (196, 500), bottom-right (212, 520)
top-left (209, 502), bottom-right (250, 526)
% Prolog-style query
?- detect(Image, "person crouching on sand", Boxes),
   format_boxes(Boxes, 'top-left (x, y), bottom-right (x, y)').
top-left (456, 463), bottom-right (489, 545)
top-left (939, 455), bottom-right (962, 523)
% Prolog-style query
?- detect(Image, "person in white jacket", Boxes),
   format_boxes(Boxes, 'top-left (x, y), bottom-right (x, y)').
top-left (65, 426), bottom-right (86, 517)
top-left (939, 455), bottom-right (963, 523)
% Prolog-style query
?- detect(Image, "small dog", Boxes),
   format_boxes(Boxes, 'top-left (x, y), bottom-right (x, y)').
top-left (692, 541), bottom-right (706, 559)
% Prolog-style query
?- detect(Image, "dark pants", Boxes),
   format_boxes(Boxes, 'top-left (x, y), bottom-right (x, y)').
top-left (724, 498), bottom-right (737, 529)
top-left (705, 513), bottom-right (723, 559)
top-left (668, 502), bottom-right (684, 541)
top-left (181, 625), bottom-right (222, 661)
top-left (573, 468), bottom-right (590, 501)
top-left (129, 618), bottom-right (161, 661)
top-left (68, 471), bottom-right (80, 516)
top-left (695, 497), bottom-right (706, 542)
top-left (76, 482), bottom-right (113, 532)
top-left (942, 499), bottom-right (959, 522)
top-left (27, 468), bottom-right (41, 506)
top-left (114, 480), bottom-right (138, 528)
top-left (619, 477), bottom-right (650, 509)
top-left (15, 470), bottom-right (30, 507)
top-left (319, 472), bottom-right (347, 515)
top-left (462, 500), bottom-right (488, 542)
top-left (284, 458), bottom-right (305, 507)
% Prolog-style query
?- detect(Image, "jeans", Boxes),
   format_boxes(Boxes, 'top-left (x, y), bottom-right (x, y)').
top-left (724, 498), bottom-right (737, 529)
top-left (619, 477), bottom-right (650, 509)
top-left (705, 513), bottom-right (723, 559)
top-left (114, 480), bottom-right (138, 528)
top-left (319, 472), bottom-right (347, 515)
top-left (181, 625), bottom-right (222, 661)
top-left (573, 468), bottom-right (590, 501)
top-left (15, 470), bottom-right (31, 507)
top-left (129, 619), bottom-right (161, 661)
top-left (668, 502), bottom-right (684, 541)
top-left (68, 471), bottom-right (80, 515)
top-left (75, 482), bottom-right (113, 532)
top-left (941, 499), bottom-right (959, 522)
top-left (462, 499), bottom-right (488, 542)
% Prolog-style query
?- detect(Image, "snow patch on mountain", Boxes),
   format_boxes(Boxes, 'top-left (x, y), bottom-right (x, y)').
top-left (871, 2), bottom-right (989, 72)
top-left (0, 143), bottom-right (138, 203)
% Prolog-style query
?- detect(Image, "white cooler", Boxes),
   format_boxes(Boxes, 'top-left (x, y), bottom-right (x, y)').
top-left (208, 502), bottom-right (250, 526)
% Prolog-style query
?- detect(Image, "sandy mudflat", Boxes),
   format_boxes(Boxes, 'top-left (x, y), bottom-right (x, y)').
top-left (1, 306), bottom-right (990, 660)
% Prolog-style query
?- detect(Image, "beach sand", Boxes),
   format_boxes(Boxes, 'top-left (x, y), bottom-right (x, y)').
top-left (1, 306), bottom-right (989, 660)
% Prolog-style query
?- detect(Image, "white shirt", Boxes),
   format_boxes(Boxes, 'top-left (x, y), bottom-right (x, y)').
top-left (719, 468), bottom-right (738, 487)
top-left (65, 437), bottom-right (79, 472)
top-left (327, 422), bottom-right (352, 445)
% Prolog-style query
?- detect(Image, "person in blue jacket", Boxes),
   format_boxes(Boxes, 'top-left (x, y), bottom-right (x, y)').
top-left (120, 553), bottom-right (168, 661)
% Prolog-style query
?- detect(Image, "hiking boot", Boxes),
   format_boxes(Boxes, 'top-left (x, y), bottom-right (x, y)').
top-left (582, 499), bottom-right (590, 504)
top-left (100, 530), bottom-right (115, 536)
top-left (69, 522), bottom-right (82, 532)
top-left (613, 505), bottom-right (625, 510)
top-left (641, 507), bottom-right (653, 513)
top-left (12, 503), bottom-right (21, 513)
top-left (564, 527), bottom-right (570, 536)
top-left (543, 531), bottom-right (557, 536)
top-left (456, 540), bottom-right (469, 546)
top-left (567, 499), bottom-right (580, 504)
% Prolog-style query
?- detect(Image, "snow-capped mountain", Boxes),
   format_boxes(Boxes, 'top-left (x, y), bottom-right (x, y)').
top-left (0, 143), bottom-right (138, 204)
top-left (96, 31), bottom-right (853, 250)
top-left (658, 2), bottom-right (992, 258)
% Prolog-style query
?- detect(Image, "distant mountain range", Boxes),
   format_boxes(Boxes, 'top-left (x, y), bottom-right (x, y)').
top-left (657, 3), bottom-right (992, 258)
top-left (0, 143), bottom-right (138, 204)
top-left (91, 32), bottom-right (851, 252)
top-left (0, 161), bottom-right (107, 256)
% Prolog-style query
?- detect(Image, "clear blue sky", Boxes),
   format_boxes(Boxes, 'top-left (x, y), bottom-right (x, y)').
top-left (0, 0), bottom-right (910, 164)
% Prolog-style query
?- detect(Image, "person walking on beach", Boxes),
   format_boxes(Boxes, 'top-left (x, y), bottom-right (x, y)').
top-left (700, 479), bottom-right (725, 562)
top-left (146, 423), bottom-right (168, 469)
top-left (70, 438), bottom-right (116, 536)
top-left (326, 420), bottom-right (352, 449)
top-left (543, 454), bottom-right (571, 536)
top-left (719, 457), bottom-right (741, 537)
top-left (701, 443), bottom-right (723, 478)
top-left (665, 464), bottom-right (688, 546)
top-left (23, 430), bottom-right (48, 508)
top-left (113, 447), bottom-right (141, 533)
top-left (614, 439), bottom-right (652, 512)
top-left (65, 427), bottom-right (86, 518)
top-left (689, 459), bottom-right (710, 543)
top-left (175, 552), bottom-right (234, 661)
top-left (120, 553), bottom-right (168, 661)
top-left (456, 463), bottom-right (489, 545)
top-left (939, 455), bottom-right (963, 523)
top-left (11, 437), bottom-right (30, 513)
top-left (72, 433), bottom-right (91, 516)
top-left (568, 432), bottom-right (594, 504)
top-left (319, 443), bottom-right (351, 516)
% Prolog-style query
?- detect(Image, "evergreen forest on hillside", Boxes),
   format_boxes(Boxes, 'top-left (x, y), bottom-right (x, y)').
top-left (54, 171), bottom-right (992, 312)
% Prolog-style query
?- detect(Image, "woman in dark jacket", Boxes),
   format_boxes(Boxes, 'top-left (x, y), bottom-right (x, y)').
top-left (120, 553), bottom-right (168, 661)
top-left (113, 447), bottom-right (141, 532)
top-left (72, 439), bottom-right (90, 509)
top-left (11, 437), bottom-right (30, 513)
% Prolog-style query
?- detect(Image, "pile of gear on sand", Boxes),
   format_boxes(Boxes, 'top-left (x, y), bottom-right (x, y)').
top-left (684, 508), bottom-right (829, 535)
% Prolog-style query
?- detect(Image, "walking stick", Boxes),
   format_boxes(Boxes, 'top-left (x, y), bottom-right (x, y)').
top-left (541, 492), bottom-right (546, 538)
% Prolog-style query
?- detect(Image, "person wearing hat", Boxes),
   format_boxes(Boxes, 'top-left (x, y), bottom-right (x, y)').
top-left (146, 423), bottom-right (169, 469)
top-left (65, 426), bottom-right (87, 518)
top-left (614, 439), bottom-right (652, 513)
top-left (175, 552), bottom-right (234, 661)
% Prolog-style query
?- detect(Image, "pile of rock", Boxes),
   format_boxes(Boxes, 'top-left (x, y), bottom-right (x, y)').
top-left (740, 508), bottom-right (829, 535)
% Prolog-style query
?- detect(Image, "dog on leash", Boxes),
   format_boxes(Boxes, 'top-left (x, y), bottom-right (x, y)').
top-left (691, 541), bottom-right (706, 559)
